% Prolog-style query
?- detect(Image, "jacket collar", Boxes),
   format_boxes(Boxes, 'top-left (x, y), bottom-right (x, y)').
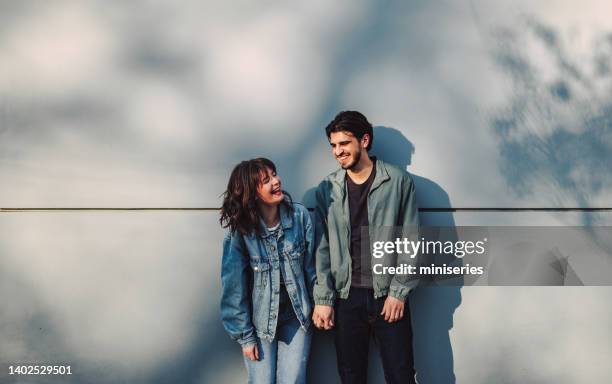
top-left (332, 157), bottom-right (390, 192)
top-left (258, 200), bottom-right (293, 238)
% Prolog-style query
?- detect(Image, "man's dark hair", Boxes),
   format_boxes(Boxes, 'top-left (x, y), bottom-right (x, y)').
top-left (325, 110), bottom-right (374, 151)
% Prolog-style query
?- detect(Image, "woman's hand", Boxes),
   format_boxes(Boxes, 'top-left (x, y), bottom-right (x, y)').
top-left (242, 343), bottom-right (259, 361)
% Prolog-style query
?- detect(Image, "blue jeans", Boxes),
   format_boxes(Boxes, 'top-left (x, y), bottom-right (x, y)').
top-left (244, 316), bottom-right (312, 384)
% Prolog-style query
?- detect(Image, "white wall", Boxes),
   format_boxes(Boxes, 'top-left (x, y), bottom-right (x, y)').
top-left (1, 1), bottom-right (611, 383)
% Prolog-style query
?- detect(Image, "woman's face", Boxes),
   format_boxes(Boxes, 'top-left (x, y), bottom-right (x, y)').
top-left (256, 167), bottom-right (283, 206)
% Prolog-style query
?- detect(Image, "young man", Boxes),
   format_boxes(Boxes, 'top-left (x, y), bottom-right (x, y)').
top-left (312, 111), bottom-right (419, 384)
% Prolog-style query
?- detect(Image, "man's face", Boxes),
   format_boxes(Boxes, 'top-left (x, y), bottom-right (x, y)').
top-left (329, 131), bottom-right (367, 170)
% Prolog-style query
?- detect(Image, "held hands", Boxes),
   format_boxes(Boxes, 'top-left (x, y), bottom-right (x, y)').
top-left (242, 343), bottom-right (259, 361)
top-left (381, 296), bottom-right (404, 323)
top-left (312, 304), bottom-right (334, 330)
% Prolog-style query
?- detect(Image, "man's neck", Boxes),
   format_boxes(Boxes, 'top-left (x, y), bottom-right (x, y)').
top-left (347, 154), bottom-right (374, 184)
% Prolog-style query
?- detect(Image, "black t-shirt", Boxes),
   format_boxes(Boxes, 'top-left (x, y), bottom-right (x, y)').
top-left (346, 160), bottom-right (376, 288)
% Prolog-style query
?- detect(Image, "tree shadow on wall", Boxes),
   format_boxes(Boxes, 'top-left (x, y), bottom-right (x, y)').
top-left (488, 16), bottom-right (612, 255)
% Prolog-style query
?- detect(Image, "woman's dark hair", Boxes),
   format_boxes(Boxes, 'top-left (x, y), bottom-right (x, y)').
top-left (325, 110), bottom-right (374, 151)
top-left (220, 157), bottom-right (292, 235)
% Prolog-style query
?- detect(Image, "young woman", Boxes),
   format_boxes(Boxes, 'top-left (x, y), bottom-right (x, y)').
top-left (220, 158), bottom-right (316, 384)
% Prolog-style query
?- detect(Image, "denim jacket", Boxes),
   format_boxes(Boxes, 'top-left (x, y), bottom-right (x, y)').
top-left (220, 201), bottom-right (316, 346)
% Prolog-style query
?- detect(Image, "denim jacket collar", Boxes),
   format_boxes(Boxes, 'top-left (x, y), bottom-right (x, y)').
top-left (257, 200), bottom-right (293, 239)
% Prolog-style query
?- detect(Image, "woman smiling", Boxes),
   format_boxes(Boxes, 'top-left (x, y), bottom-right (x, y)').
top-left (219, 158), bottom-right (315, 384)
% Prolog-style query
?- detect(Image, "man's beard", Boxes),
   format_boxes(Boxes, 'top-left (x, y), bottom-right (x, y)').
top-left (341, 148), bottom-right (362, 170)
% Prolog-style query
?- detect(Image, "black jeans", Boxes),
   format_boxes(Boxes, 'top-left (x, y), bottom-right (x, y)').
top-left (334, 287), bottom-right (416, 384)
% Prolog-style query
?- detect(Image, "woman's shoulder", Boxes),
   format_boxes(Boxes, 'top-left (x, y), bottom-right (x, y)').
top-left (222, 229), bottom-right (237, 245)
top-left (288, 202), bottom-right (313, 229)
top-left (223, 228), bottom-right (250, 244)
top-left (290, 201), bottom-right (309, 215)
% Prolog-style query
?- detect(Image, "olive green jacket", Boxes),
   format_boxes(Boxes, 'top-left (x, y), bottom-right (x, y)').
top-left (313, 158), bottom-right (420, 305)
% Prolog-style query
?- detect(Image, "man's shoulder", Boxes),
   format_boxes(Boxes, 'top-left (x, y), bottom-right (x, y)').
top-left (316, 168), bottom-right (343, 190)
top-left (323, 168), bottom-right (344, 181)
top-left (379, 159), bottom-right (414, 184)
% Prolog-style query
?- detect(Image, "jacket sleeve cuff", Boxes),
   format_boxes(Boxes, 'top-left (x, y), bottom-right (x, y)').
top-left (313, 285), bottom-right (336, 306)
top-left (237, 333), bottom-right (258, 347)
top-left (314, 297), bottom-right (335, 306)
top-left (389, 279), bottom-right (419, 302)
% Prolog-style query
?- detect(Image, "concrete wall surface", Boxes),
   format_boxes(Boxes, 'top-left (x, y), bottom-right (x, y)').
top-left (1, 1), bottom-right (611, 383)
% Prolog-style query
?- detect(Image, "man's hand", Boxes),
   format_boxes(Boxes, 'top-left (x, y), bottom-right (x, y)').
top-left (242, 343), bottom-right (259, 361)
top-left (381, 296), bottom-right (404, 323)
top-left (312, 304), bottom-right (335, 330)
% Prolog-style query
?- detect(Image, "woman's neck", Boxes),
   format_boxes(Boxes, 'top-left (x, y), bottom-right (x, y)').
top-left (258, 202), bottom-right (280, 228)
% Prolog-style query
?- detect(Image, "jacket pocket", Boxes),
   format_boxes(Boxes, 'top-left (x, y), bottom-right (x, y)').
top-left (284, 245), bottom-right (306, 281)
top-left (284, 243), bottom-right (305, 260)
top-left (250, 259), bottom-right (270, 288)
top-left (250, 259), bottom-right (270, 330)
